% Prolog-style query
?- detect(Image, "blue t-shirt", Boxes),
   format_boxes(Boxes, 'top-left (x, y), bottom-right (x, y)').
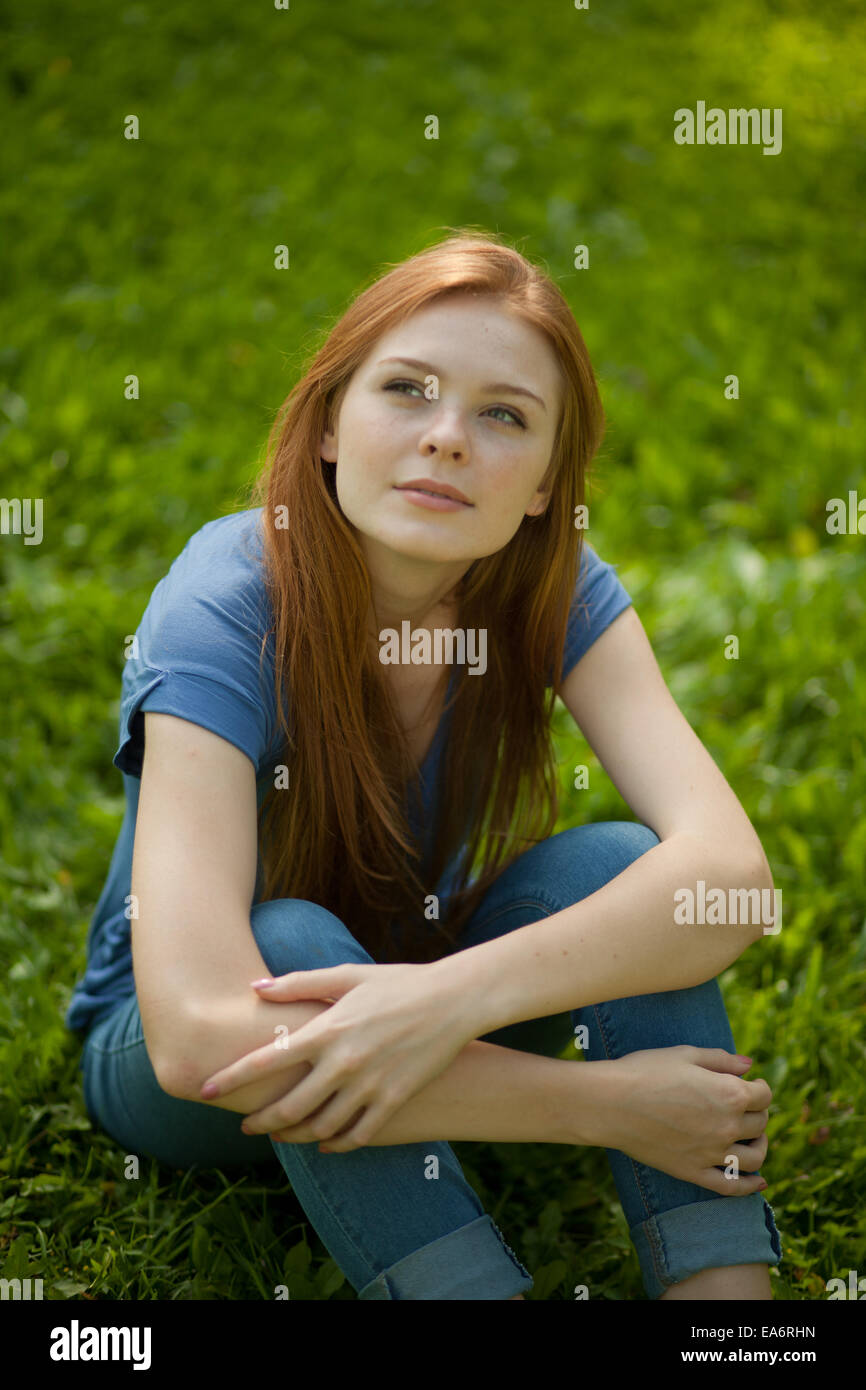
top-left (65, 507), bottom-right (632, 1036)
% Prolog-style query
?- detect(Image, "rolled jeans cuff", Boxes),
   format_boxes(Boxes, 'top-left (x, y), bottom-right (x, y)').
top-left (357, 1214), bottom-right (534, 1300)
top-left (632, 1193), bottom-right (783, 1300)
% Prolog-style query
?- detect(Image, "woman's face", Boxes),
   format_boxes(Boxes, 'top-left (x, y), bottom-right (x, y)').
top-left (321, 294), bottom-right (565, 578)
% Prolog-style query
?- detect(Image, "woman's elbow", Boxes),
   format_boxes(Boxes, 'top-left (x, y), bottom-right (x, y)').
top-left (142, 1012), bottom-right (208, 1101)
top-left (156, 1053), bottom-right (207, 1102)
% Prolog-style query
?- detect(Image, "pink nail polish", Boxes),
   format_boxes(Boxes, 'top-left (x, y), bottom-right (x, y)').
top-left (201, 1082), bottom-right (218, 1098)
top-left (251, 978), bottom-right (274, 988)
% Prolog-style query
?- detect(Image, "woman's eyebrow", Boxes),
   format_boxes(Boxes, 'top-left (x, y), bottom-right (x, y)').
top-left (377, 356), bottom-right (548, 412)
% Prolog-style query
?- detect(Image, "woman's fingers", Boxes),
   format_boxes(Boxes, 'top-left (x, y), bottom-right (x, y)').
top-left (733, 1107), bottom-right (770, 1140)
top-left (271, 1104), bottom-right (366, 1146)
top-left (267, 1089), bottom-right (368, 1144)
top-left (201, 1017), bottom-right (325, 1097)
top-left (742, 1076), bottom-right (773, 1109)
top-left (700, 1166), bottom-right (770, 1197)
top-left (723, 1132), bottom-right (769, 1172)
top-left (284, 1090), bottom-right (373, 1143)
top-left (272, 1092), bottom-right (394, 1153)
top-left (321, 1099), bottom-right (392, 1152)
top-left (201, 1037), bottom-right (307, 1097)
top-left (242, 1065), bottom-right (355, 1135)
top-left (688, 1126), bottom-right (771, 1195)
top-left (252, 965), bottom-right (365, 1001)
top-left (200, 1042), bottom-right (284, 1098)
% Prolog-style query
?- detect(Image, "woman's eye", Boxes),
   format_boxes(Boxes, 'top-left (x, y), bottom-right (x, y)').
top-left (384, 381), bottom-right (525, 428)
top-left (487, 405), bottom-right (526, 428)
top-left (384, 379), bottom-right (424, 398)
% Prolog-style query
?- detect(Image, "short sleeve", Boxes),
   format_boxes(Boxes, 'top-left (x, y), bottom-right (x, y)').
top-left (552, 540), bottom-right (633, 687)
top-left (113, 510), bottom-right (279, 778)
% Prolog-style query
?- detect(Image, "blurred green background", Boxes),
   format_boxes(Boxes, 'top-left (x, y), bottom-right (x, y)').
top-left (1, 0), bottom-right (864, 1301)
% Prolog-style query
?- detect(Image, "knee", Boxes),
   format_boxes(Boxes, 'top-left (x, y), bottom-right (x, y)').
top-left (613, 821), bottom-right (661, 860)
top-left (599, 821), bottom-right (660, 880)
top-left (547, 820), bottom-right (661, 901)
top-left (560, 819), bottom-right (659, 857)
top-left (249, 897), bottom-right (374, 976)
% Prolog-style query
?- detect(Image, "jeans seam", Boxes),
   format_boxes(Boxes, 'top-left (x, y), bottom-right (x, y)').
top-left (84, 1036), bottom-right (145, 1057)
top-left (763, 1198), bottom-right (783, 1258)
top-left (488, 1217), bottom-right (533, 1282)
top-left (82, 1034), bottom-right (150, 1147)
top-left (644, 1217), bottom-right (670, 1293)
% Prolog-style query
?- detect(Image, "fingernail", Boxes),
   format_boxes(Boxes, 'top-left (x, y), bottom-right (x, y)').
top-left (200, 1082), bottom-right (218, 1098)
top-left (250, 978), bottom-right (275, 988)
top-left (735, 1056), bottom-right (753, 1066)
top-left (757, 1179), bottom-right (768, 1191)
top-left (240, 1122), bottom-right (253, 1134)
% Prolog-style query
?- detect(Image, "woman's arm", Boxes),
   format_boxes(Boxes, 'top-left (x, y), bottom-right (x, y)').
top-left (132, 712), bottom-right (337, 1109)
top-left (425, 606), bottom-right (773, 1035)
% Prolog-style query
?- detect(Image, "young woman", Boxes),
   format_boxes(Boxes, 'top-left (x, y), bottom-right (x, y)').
top-left (67, 230), bottom-right (782, 1301)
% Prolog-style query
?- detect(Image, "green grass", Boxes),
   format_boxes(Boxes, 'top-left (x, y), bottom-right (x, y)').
top-left (1, 0), bottom-right (864, 1300)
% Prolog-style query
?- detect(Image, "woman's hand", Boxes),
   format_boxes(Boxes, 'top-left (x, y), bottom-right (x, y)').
top-left (198, 962), bottom-right (480, 1152)
top-left (596, 1046), bottom-right (773, 1196)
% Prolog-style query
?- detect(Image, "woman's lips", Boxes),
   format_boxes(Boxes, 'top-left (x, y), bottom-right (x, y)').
top-left (394, 486), bottom-right (471, 512)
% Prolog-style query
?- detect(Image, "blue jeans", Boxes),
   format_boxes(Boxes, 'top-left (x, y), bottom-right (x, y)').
top-left (79, 821), bottom-right (782, 1299)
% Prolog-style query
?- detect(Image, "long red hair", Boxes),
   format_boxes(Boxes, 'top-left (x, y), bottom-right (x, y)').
top-left (247, 228), bottom-right (605, 964)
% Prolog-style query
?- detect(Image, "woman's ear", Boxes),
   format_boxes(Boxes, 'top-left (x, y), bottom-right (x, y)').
top-left (320, 426), bottom-right (337, 462)
top-left (526, 453), bottom-right (557, 518)
top-left (525, 487), bottom-right (552, 519)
